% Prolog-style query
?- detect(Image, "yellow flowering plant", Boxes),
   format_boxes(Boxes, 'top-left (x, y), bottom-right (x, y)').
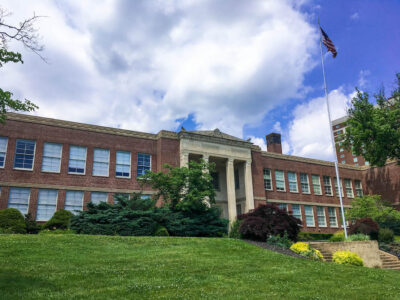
top-left (290, 242), bottom-right (324, 261)
top-left (332, 250), bottom-right (363, 267)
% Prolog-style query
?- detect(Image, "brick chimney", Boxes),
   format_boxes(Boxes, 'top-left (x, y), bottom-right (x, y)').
top-left (266, 133), bottom-right (282, 154)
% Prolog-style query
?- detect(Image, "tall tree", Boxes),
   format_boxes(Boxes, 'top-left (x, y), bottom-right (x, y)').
top-left (342, 73), bottom-right (400, 166)
top-left (0, 6), bottom-right (44, 123)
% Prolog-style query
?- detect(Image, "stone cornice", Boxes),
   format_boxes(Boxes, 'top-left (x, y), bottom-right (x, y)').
top-left (178, 131), bottom-right (253, 149)
top-left (259, 151), bottom-right (368, 170)
top-left (6, 112), bottom-right (168, 140)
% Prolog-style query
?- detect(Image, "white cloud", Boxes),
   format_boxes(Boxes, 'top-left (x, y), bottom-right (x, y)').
top-left (350, 12), bottom-right (359, 20)
top-left (1, 0), bottom-right (318, 137)
top-left (249, 136), bottom-right (267, 151)
top-left (358, 69), bottom-right (370, 88)
top-left (273, 121), bottom-right (282, 133)
top-left (286, 88), bottom-right (355, 161)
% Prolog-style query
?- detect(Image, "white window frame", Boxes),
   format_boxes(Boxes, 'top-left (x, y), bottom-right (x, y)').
top-left (311, 174), bottom-right (322, 195)
top-left (287, 171), bottom-right (298, 193)
top-left (344, 179), bottom-right (354, 198)
top-left (8, 187), bottom-right (31, 215)
top-left (291, 204), bottom-right (302, 221)
top-left (68, 145), bottom-right (87, 175)
top-left (116, 151), bottom-right (131, 178)
top-left (92, 148), bottom-right (110, 177)
top-left (36, 189), bottom-right (58, 221)
top-left (334, 177), bottom-right (344, 198)
top-left (263, 169), bottom-right (273, 191)
top-left (323, 176), bottom-right (333, 196)
top-left (278, 203), bottom-right (288, 212)
top-left (355, 180), bottom-right (363, 197)
top-left (353, 157), bottom-right (358, 162)
top-left (13, 139), bottom-right (36, 171)
top-left (328, 207), bottom-right (338, 227)
top-left (65, 190), bottom-right (84, 214)
top-left (300, 173), bottom-right (310, 194)
top-left (316, 206), bottom-right (327, 227)
top-left (0, 137), bottom-right (8, 168)
top-left (41, 142), bottom-right (62, 173)
top-left (274, 170), bottom-right (286, 192)
top-left (90, 191), bottom-right (108, 204)
top-left (304, 205), bottom-right (315, 227)
top-left (137, 153), bottom-right (152, 178)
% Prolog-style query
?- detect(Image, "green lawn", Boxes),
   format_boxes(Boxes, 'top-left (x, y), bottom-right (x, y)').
top-left (1, 235), bottom-right (400, 299)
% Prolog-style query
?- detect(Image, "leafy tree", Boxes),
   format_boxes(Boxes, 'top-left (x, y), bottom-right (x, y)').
top-left (342, 73), bottom-right (400, 166)
top-left (139, 160), bottom-right (216, 212)
top-left (0, 6), bottom-right (44, 123)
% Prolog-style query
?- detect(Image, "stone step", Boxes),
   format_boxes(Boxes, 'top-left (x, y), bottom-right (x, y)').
top-left (382, 263), bottom-right (400, 267)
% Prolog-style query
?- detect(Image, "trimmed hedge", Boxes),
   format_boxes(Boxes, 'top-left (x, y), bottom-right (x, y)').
top-left (0, 208), bottom-right (26, 234)
top-left (298, 232), bottom-right (334, 241)
top-left (43, 209), bottom-right (73, 230)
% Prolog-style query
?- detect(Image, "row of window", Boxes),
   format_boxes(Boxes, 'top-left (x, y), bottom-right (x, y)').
top-left (6, 187), bottom-right (148, 221)
top-left (0, 138), bottom-right (151, 178)
top-left (263, 169), bottom-right (363, 198)
top-left (277, 203), bottom-right (339, 228)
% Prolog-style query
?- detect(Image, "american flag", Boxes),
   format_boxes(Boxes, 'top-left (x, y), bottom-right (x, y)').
top-left (320, 26), bottom-right (337, 58)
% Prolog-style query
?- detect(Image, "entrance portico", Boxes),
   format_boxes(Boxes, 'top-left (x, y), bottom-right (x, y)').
top-left (179, 128), bottom-right (255, 222)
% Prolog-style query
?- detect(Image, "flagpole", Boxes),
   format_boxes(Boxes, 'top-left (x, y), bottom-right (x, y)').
top-left (318, 19), bottom-right (348, 238)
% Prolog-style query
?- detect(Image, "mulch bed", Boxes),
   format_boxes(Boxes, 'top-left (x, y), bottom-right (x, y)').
top-left (243, 239), bottom-right (306, 259)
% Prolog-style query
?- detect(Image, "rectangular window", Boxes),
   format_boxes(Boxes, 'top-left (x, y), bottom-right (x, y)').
top-left (287, 172), bottom-right (298, 192)
top-left (42, 143), bottom-right (62, 173)
top-left (137, 153), bottom-right (151, 177)
top-left (340, 154), bottom-right (344, 158)
top-left (355, 180), bottom-right (363, 197)
top-left (328, 207), bottom-right (338, 227)
top-left (344, 179), bottom-right (354, 198)
top-left (300, 173), bottom-right (310, 194)
top-left (304, 205), bottom-right (315, 227)
top-left (316, 206), bottom-right (326, 227)
top-left (211, 172), bottom-right (220, 190)
top-left (341, 160), bottom-right (346, 164)
top-left (116, 151), bottom-right (131, 178)
top-left (0, 137), bottom-right (8, 168)
top-left (263, 169), bottom-right (272, 190)
top-left (65, 191), bottom-right (83, 214)
top-left (68, 146), bottom-right (87, 174)
top-left (311, 175), bottom-right (322, 195)
top-left (323, 176), bottom-right (333, 196)
top-left (275, 170), bottom-right (285, 191)
top-left (93, 148), bottom-right (110, 177)
top-left (278, 203), bottom-right (288, 211)
top-left (353, 157), bottom-right (358, 162)
top-left (234, 168), bottom-right (240, 189)
top-left (36, 189), bottom-right (58, 221)
top-left (14, 139), bottom-right (36, 170)
top-left (365, 161), bottom-right (369, 166)
top-left (8, 187), bottom-right (30, 215)
top-left (340, 148), bottom-right (344, 152)
top-left (334, 178), bottom-right (344, 197)
top-left (91, 192), bottom-right (108, 204)
top-left (292, 204), bottom-right (302, 220)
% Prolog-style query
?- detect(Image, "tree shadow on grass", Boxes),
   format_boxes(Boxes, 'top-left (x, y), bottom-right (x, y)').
top-left (0, 269), bottom-right (57, 299)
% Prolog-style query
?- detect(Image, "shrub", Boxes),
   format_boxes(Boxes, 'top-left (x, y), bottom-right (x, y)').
top-left (39, 229), bottom-right (76, 235)
top-left (25, 213), bottom-right (40, 234)
top-left (154, 226), bottom-right (169, 236)
top-left (43, 209), bottom-right (73, 230)
top-left (228, 219), bottom-right (242, 239)
top-left (346, 234), bottom-right (370, 241)
top-left (0, 208), bottom-right (26, 234)
top-left (332, 250), bottom-right (364, 266)
top-left (267, 232), bottom-right (293, 248)
top-left (290, 242), bottom-right (324, 261)
top-left (298, 232), bottom-right (333, 241)
top-left (330, 230), bottom-right (345, 242)
top-left (378, 228), bottom-right (394, 243)
top-left (349, 218), bottom-right (379, 240)
top-left (238, 204), bottom-right (301, 242)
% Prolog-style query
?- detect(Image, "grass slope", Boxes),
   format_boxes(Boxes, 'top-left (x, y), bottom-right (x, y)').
top-left (1, 235), bottom-right (400, 299)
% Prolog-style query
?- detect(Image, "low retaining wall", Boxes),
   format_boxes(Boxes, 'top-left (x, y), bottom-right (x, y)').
top-left (310, 241), bottom-right (382, 268)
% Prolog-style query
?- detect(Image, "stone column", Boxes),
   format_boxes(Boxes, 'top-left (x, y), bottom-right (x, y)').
top-left (244, 160), bottom-right (255, 212)
top-left (226, 157), bottom-right (237, 223)
top-left (180, 152), bottom-right (189, 168)
top-left (202, 154), bottom-right (209, 172)
top-left (203, 154), bottom-right (210, 207)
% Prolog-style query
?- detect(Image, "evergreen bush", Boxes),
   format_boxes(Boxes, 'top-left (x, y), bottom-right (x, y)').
top-left (298, 232), bottom-right (334, 241)
top-left (228, 219), bottom-right (242, 239)
top-left (154, 226), bottom-right (169, 236)
top-left (378, 228), bottom-right (394, 243)
top-left (238, 204), bottom-right (301, 242)
top-left (346, 234), bottom-right (370, 241)
top-left (25, 213), bottom-right (40, 234)
top-left (266, 232), bottom-right (293, 248)
top-left (0, 208), bottom-right (26, 234)
top-left (330, 230), bottom-right (345, 242)
top-left (43, 209), bottom-right (73, 230)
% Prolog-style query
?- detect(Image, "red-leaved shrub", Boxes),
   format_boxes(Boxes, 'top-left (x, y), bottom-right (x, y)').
top-left (349, 217), bottom-right (379, 240)
top-left (238, 204), bottom-right (301, 242)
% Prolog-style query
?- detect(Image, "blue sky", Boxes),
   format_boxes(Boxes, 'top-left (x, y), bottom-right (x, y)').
top-left (1, 0), bottom-right (399, 161)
